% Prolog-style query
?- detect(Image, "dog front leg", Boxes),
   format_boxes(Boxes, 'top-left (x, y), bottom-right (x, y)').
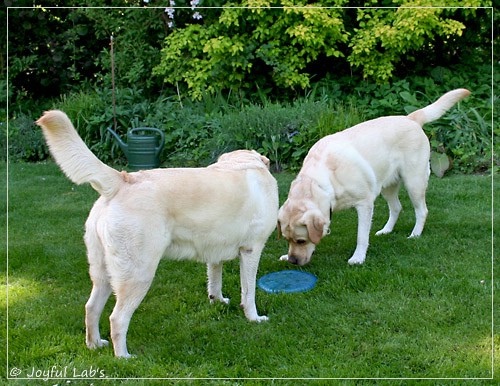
top-left (239, 247), bottom-right (268, 322)
top-left (348, 203), bottom-right (374, 265)
top-left (207, 263), bottom-right (229, 304)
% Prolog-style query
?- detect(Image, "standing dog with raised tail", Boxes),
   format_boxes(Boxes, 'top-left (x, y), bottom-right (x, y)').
top-left (278, 88), bottom-right (470, 266)
top-left (36, 110), bottom-right (278, 358)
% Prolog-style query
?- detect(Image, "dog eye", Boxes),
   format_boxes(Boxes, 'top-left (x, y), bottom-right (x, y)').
top-left (296, 239), bottom-right (306, 245)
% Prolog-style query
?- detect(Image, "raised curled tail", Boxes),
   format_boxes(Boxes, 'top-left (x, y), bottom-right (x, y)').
top-left (36, 110), bottom-right (123, 198)
top-left (408, 88), bottom-right (471, 126)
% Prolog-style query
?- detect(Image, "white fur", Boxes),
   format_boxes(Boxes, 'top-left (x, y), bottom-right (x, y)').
top-left (36, 111), bottom-right (279, 358)
top-left (278, 89), bottom-right (470, 266)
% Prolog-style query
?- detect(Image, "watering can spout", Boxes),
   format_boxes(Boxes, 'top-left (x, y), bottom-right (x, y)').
top-left (107, 126), bottom-right (129, 157)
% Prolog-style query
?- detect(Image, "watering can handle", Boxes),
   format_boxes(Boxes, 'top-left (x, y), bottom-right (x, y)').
top-left (129, 128), bottom-right (165, 155)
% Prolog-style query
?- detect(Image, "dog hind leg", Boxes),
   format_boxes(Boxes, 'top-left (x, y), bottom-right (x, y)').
top-left (85, 278), bottom-right (112, 350)
top-left (407, 190), bottom-right (428, 238)
top-left (105, 218), bottom-right (168, 358)
top-left (207, 262), bottom-right (229, 304)
top-left (108, 272), bottom-right (157, 358)
top-left (239, 245), bottom-right (268, 322)
top-left (85, 224), bottom-right (112, 350)
top-left (404, 174), bottom-right (429, 238)
top-left (376, 183), bottom-right (402, 236)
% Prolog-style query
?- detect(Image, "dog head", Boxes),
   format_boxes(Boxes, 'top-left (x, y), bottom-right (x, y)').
top-left (278, 200), bottom-right (330, 266)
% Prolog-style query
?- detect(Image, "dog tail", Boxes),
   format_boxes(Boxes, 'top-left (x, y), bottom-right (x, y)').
top-left (36, 110), bottom-right (123, 199)
top-left (407, 88), bottom-right (471, 126)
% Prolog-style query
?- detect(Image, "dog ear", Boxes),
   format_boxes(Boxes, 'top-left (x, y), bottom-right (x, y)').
top-left (304, 212), bottom-right (328, 245)
top-left (260, 155), bottom-right (270, 169)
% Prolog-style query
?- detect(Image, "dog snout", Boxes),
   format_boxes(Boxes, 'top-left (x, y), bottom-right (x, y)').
top-left (287, 255), bottom-right (298, 265)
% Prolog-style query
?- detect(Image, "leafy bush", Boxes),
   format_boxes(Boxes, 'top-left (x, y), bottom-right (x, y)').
top-left (431, 103), bottom-right (493, 174)
top-left (82, 6), bottom-right (167, 95)
top-left (56, 87), bottom-right (180, 165)
top-left (4, 5), bottom-right (167, 108)
top-left (209, 98), bottom-right (364, 171)
top-left (154, 2), bottom-right (492, 99)
top-left (154, 5), bottom-right (348, 100)
top-left (346, 6), bottom-right (481, 82)
top-left (5, 6), bottom-right (104, 102)
top-left (53, 86), bottom-right (217, 167)
top-left (6, 61), bottom-right (494, 175)
top-left (317, 63), bottom-right (495, 174)
top-left (7, 114), bottom-right (50, 162)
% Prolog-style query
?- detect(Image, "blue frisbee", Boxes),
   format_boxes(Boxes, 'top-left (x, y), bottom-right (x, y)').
top-left (257, 270), bottom-right (317, 294)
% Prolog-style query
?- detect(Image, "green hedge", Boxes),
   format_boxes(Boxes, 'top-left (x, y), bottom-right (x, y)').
top-left (5, 65), bottom-right (496, 174)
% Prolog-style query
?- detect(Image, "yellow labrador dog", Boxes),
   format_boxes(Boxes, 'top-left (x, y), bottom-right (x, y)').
top-left (278, 89), bottom-right (470, 266)
top-left (36, 110), bottom-right (278, 358)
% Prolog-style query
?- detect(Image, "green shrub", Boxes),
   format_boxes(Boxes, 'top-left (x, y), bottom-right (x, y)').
top-left (318, 64), bottom-right (495, 174)
top-left (208, 97), bottom-right (365, 171)
top-left (159, 104), bottom-right (216, 167)
top-left (154, 3), bottom-right (492, 100)
top-left (11, 62), bottom-right (494, 175)
top-left (432, 103), bottom-right (493, 173)
top-left (56, 87), bottom-right (179, 165)
top-left (7, 114), bottom-right (49, 162)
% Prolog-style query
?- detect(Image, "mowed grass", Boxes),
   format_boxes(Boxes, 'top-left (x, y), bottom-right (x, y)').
top-left (2, 161), bottom-right (498, 383)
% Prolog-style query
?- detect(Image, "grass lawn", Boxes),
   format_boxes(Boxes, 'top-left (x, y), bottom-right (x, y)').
top-left (2, 161), bottom-right (498, 384)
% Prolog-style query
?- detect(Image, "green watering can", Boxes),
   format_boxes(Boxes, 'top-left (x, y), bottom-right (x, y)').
top-left (107, 126), bottom-right (165, 170)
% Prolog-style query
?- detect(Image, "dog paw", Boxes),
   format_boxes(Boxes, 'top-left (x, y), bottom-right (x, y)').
top-left (116, 352), bottom-right (137, 359)
top-left (375, 229), bottom-right (391, 236)
top-left (252, 315), bottom-right (269, 323)
top-left (209, 295), bottom-right (230, 305)
top-left (279, 255), bottom-right (289, 261)
top-left (86, 339), bottom-right (109, 350)
top-left (243, 308), bottom-right (269, 322)
top-left (348, 255), bottom-right (365, 265)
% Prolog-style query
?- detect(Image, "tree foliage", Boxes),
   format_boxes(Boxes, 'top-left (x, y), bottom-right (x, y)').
top-left (153, 1), bottom-right (493, 99)
top-left (5, 3), bottom-right (102, 100)
top-left (154, 2), bottom-right (349, 99)
top-left (4, 0), bottom-right (167, 105)
top-left (3, 1), bottom-right (494, 104)
top-left (348, 6), bottom-right (465, 82)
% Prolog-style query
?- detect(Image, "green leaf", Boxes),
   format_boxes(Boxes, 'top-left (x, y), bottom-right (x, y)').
top-left (399, 91), bottom-right (419, 105)
top-left (430, 151), bottom-right (450, 178)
